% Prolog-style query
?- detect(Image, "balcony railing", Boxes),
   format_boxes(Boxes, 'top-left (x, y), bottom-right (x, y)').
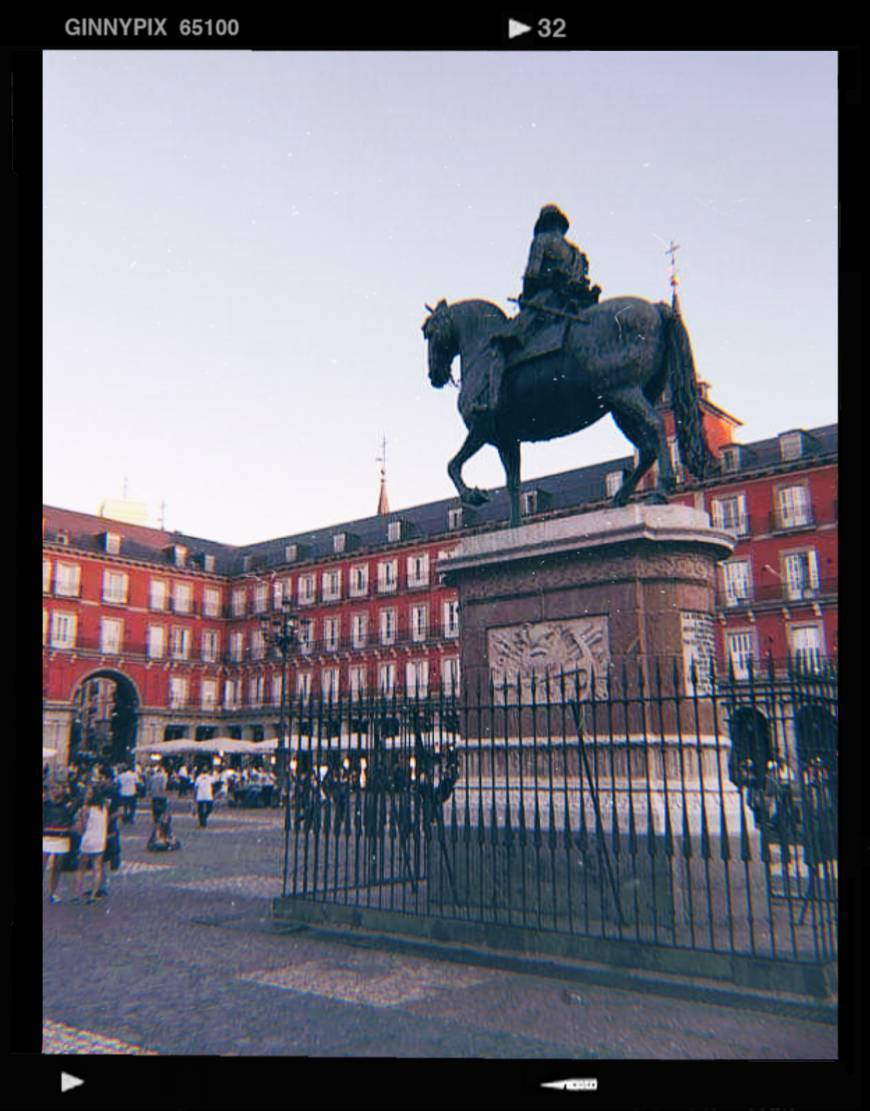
top-left (770, 504), bottom-right (816, 533)
top-left (716, 575), bottom-right (838, 610)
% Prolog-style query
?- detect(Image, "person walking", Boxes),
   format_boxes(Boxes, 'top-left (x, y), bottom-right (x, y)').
top-left (43, 782), bottom-right (77, 903)
top-left (74, 785), bottom-right (109, 903)
top-left (193, 768), bottom-right (215, 828)
top-left (117, 764), bottom-right (139, 824)
top-left (147, 762), bottom-right (169, 828)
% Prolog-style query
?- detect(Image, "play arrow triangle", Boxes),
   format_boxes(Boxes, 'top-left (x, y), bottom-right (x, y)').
top-left (61, 1073), bottom-right (84, 1093)
top-left (508, 19), bottom-right (532, 38)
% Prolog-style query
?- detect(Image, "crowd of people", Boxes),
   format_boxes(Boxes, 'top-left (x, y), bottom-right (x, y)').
top-left (42, 757), bottom-right (255, 902)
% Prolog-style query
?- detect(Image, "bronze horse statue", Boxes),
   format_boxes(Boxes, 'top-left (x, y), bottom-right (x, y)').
top-left (423, 296), bottom-right (714, 527)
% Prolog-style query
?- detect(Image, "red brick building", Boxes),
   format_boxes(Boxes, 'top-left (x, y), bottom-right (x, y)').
top-left (42, 392), bottom-right (837, 769)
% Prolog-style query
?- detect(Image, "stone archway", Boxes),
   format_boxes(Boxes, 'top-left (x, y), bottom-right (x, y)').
top-left (795, 703), bottom-right (838, 778)
top-left (70, 670), bottom-right (140, 767)
top-left (727, 707), bottom-right (771, 789)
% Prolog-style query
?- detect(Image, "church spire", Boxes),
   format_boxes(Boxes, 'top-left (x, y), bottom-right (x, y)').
top-left (376, 435), bottom-right (390, 516)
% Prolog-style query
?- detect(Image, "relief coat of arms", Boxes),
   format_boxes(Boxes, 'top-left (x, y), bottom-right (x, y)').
top-left (487, 617), bottom-right (609, 699)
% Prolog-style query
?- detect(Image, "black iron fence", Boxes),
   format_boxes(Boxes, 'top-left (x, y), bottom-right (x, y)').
top-left (276, 657), bottom-right (837, 972)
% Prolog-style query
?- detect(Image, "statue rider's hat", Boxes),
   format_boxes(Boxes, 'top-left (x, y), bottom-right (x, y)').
top-left (534, 204), bottom-right (570, 235)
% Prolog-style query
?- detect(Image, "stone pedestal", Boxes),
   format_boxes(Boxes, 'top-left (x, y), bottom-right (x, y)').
top-left (441, 504), bottom-right (735, 734)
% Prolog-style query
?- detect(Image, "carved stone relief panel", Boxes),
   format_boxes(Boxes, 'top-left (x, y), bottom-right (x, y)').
top-left (487, 616), bottom-right (610, 700)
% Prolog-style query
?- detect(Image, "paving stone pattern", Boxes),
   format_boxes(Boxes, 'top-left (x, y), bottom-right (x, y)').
top-left (43, 797), bottom-right (837, 1060)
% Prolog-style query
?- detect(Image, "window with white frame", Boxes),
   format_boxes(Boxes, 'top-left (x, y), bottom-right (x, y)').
top-left (248, 674), bottom-right (265, 706)
top-left (411, 604), bottom-right (428, 642)
top-left (203, 586), bottom-right (221, 617)
top-left (721, 560), bottom-right (753, 607)
top-left (377, 559), bottom-right (397, 593)
top-left (272, 578), bottom-right (289, 609)
top-left (387, 521), bottom-right (403, 542)
top-left (270, 674), bottom-right (282, 705)
top-left (448, 507), bottom-right (463, 530)
top-left (168, 676), bottom-right (188, 709)
top-left (720, 445), bottom-right (742, 473)
top-left (407, 553), bottom-right (429, 587)
top-left (351, 613), bottom-right (368, 648)
top-left (170, 626), bottom-right (191, 660)
top-left (322, 667), bottom-right (340, 700)
top-left (149, 579), bottom-right (168, 610)
top-left (173, 582), bottom-right (193, 614)
top-left (783, 549), bottom-right (819, 601)
top-left (776, 484), bottom-right (812, 529)
top-left (201, 629), bottom-right (219, 662)
top-left (349, 665), bottom-right (367, 699)
top-left (378, 662), bottom-right (396, 696)
top-left (605, 471), bottom-right (625, 498)
top-left (436, 549), bottom-right (454, 585)
top-left (203, 554), bottom-right (216, 572)
top-left (333, 533), bottom-right (347, 554)
top-left (253, 583), bottom-right (269, 614)
top-left (298, 618), bottom-right (314, 654)
top-left (147, 625), bottom-right (166, 659)
top-left (50, 611), bottom-right (77, 648)
top-left (251, 627), bottom-right (266, 660)
top-left (442, 599), bottom-right (460, 638)
top-left (349, 564), bottom-right (369, 596)
top-left (441, 657), bottom-right (460, 696)
top-left (100, 617), bottom-right (124, 654)
top-left (102, 569), bottom-right (129, 604)
top-left (224, 678), bottom-right (241, 709)
top-left (55, 563), bottom-right (81, 597)
top-left (43, 560), bottom-right (52, 593)
top-left (521, 490), bottom-right (539, 515)
top-left (779, 431), bottom-right (805, 461)
top-left (229, 630), bottom-right (245, 662)
top-left (711, 493), bottom-right (748, 536)
top-left (322, 569), bottom-right (342, 601)
top-left (380, 608), bottom-right (396, 645)
top-left (405, 659), bottom-right (429, 696)
top-left (201, 678), bottom-right (218, 711)
top-left (298, 574), bottom-right (316, 605)
top-left (789, 624), bottom-right (825, 670)
top-left (324, 616), bottom-right (340, 652)
top-left (231, 587), bottom-right (247, 616)
top-left (667, 438), bottom-right (684, 480)
top-left (43, 608), bottom-right (48, 644)
top-left (104, 532), bottom-right (121, 555)
top-left (296, 671), bottom-right (312, 700)
top-left (725, 630), bottom-right (756, 679)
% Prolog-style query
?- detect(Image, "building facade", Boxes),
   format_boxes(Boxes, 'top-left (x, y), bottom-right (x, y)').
top-left (42, 398), bottom-right (837, 769)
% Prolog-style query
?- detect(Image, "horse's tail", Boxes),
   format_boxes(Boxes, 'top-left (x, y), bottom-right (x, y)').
top-left (661, 302), bottom-right (716, 480)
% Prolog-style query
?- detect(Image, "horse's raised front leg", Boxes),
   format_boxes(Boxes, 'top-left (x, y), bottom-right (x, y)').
top-left (447, 423), bottom-right (490, 507)
top-left (608, 387), bottom-right (674, 506)
top-left (496, 438), bottom-right (522, 528)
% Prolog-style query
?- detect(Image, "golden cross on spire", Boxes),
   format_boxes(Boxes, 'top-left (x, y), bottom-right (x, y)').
top-left (376, 434), bottom-right (387, 479)
top-left (666, 240), bottom-right (681, 287)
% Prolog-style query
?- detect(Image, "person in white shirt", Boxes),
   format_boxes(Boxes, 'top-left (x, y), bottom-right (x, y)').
top-left (74, 785), bottom-right (109, 903)
top-left (194, 769), bottom-right (214, 827)
top-left (117, 765), bottom-right (139, 824)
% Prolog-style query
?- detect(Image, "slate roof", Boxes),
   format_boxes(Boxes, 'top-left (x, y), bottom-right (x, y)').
top-left (42, 423), bottom-right (837, 578)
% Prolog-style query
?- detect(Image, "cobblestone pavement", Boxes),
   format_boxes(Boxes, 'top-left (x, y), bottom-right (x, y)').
top-left (42, 797), bottom-right (838, 1061)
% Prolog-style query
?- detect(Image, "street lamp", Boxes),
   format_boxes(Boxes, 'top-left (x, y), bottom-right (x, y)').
top-left (260, 595), bottom-right (297, 811)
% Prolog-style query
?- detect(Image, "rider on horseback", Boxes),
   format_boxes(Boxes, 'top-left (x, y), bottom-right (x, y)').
top-left (470, 204), bottom-right (602, 418)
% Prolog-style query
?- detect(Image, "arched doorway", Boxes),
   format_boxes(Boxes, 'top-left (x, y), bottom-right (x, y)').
top-left (727, 707), bottom-right (772, 789)
top-left (70, 671), bottom-right (139, 767)
top-left (795, 703), bottom-right (838, 780)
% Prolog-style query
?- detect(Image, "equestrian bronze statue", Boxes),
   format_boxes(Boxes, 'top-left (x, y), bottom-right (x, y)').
top-left (423, 204), bottom-right (714, 528)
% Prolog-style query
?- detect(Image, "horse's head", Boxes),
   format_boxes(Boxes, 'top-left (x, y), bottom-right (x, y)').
top-left (422, 299), bottom-right (457, 388)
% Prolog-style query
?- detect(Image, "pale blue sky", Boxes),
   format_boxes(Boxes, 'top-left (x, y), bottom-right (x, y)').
top-left (43, 50), bottom-right (838, 544)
